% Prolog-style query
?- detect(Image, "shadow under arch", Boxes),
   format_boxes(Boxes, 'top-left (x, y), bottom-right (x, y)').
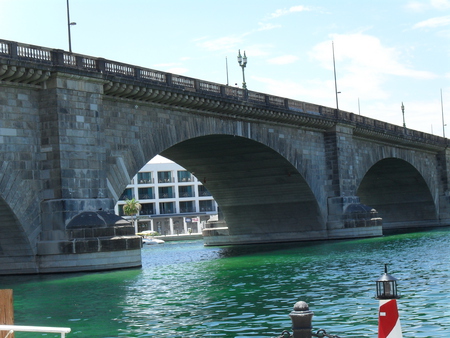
top-left (0, 198), bottom-right (37, 274)
top-left (357, 157), bottom-right (437, 228)
top-left (160, 135), bottom-right (324, 242)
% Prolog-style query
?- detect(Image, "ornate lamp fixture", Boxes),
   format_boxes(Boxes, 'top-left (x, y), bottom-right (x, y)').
top-left (237, 49), bottom-right (248, 90)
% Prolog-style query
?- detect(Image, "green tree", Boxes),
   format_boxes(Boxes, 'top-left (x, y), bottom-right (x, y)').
top-left (123, 198), bottom-right (141, 233)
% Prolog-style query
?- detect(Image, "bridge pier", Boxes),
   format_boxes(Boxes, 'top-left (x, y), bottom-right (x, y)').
top-left (34, 72), bottom-right (142, 273)
top-left (36, 198), bottom-right (142, 273)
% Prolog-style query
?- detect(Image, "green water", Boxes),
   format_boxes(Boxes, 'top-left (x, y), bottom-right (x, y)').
top-left (1, 228), bottom-right (449, 337)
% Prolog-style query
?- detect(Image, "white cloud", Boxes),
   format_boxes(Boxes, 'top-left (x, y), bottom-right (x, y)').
top-left (310, 33), bottom-right (436, 80)
top-left (295, 33), bottom-right (438, 111)
top-left (405, 1), bottom-right (428, 11)
top-left (270, 5), bottom-right (311, 19)
top-left (413, 15), bottom-right (450, 28)
top-left (240, 44), bottom-right (273, 58)
top-left (197, 36), bottom-right (243, 52)
top-left (406, 0), bottom-right (450, 11)
top-left (431, 0), bottom-right (450, 9)
top-left (257, 22), bottom-right (281, 31)
top-left (267, 55), bottom-right (299, 65)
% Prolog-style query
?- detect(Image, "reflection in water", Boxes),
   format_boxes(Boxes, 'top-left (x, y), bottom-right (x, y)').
top-left (0, 229), bottom-right (449, 337)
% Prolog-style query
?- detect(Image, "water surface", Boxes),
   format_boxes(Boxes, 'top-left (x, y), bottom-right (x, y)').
top-left (1, 228), bottom-right (449, 337)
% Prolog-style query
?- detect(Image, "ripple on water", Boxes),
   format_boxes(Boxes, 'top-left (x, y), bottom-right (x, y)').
top-left (0, 230), bottom-right (449, 337)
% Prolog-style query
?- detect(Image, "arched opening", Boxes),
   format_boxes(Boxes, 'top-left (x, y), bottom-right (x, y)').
top-left (159, 135), bottom-right (324, 241)
top-left (114, 155), bottom-right (218, 236)
top-left (357, 158), bottom-right (437, 228)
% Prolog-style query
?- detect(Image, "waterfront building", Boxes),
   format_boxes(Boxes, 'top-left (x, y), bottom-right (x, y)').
top-left (114, 156), bottom-right (218, 235)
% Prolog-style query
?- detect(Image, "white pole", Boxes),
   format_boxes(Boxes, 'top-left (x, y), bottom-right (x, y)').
top-left (169, 218), bottom-right (174, 235)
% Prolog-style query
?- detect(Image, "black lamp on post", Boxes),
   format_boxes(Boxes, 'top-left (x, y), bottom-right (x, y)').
top-left (237, 49), bottom-right (248, 90)
top-left (401, 102), bottom-right (406, 128)
top-left (376, 264), bottom-right (400, 300)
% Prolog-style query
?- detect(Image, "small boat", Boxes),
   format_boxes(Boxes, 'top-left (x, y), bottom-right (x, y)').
top-left (142, 237), bottom-right (165, 245)
top-left (137, 231), bottom-right (165, 245)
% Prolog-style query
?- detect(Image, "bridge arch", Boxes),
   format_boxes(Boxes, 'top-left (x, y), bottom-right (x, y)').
top-left (157, 135), bottom-right (325, 241)
top-left (356, 157), bottom-right (437, 228)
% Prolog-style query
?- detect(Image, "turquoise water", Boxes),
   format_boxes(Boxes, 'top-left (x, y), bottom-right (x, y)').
top-left (1, 228), bottom-right (449, 337)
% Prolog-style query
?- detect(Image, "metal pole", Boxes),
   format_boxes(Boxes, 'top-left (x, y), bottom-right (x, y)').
top-left (332, 41), bottom-right (339, 112)
top-left (226, 57), bottom-right (229, 86)
top-left (66, 0), bottom-right (72, 52)
top-left (441, 89), bottom-right (445, 138)
top-left (241, 66), bottom-right (246, 89)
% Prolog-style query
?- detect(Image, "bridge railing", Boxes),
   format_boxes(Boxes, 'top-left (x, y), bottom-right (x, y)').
top-left (0, 38), bottom-right (446, 147)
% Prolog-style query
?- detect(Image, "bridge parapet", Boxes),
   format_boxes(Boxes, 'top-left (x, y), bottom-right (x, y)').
top-left (1, 38), bottom-right (447, 150)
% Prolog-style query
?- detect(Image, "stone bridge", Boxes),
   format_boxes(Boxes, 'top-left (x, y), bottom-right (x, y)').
top-left (1, 39), bottom-right (449, 274)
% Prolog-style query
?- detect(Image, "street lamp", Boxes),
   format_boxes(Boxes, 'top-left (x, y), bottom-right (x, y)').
top-left (237, 49), bottom-right (248, 90)
top-left (66, 0), bottom-right (76, 53)
top-left (401, 102), bottom-right (406, 128)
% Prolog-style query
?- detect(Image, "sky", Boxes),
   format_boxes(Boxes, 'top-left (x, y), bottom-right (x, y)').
top-left (1, 0), bottom-right (449, 135)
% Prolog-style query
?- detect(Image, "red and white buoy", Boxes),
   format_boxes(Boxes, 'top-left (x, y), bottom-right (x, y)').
top-left (376, 264), bottom-right (402, 338)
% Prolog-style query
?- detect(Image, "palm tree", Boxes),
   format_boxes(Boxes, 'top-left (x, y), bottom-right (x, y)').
top-left (123, 198), bottom-right (142, 233)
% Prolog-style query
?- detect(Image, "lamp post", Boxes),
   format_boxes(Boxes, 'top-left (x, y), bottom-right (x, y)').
top-left (401, 102), bottom-right (406, 128)
top-left (237, 49), bottom-right (247, 90)
top-left (66, 0), bottom-right (76, 52)
top-left (332, 41), bottom-right (339, 112)
top-left (376, 264), bottom-right (403, 338)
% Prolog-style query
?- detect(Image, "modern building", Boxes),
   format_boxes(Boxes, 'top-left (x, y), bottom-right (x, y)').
top-left (115, 156), bottom-right (218, 235)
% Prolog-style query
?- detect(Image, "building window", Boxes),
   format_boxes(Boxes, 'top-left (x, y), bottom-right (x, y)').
top-left (179, 201), bottom-right (195, 213)
top-left (160, 202), bottom-right (175, 214)
top-left (178, 185), bottom-right (195, 198)
top-left (138, 187), bottom-right (154, 200)
top-left (158, 171), bottom-right (173, 183)
top-left (119, 188), bottom-right (133, 200)
top-left (158, 186), bottom-right (174, 199)
top-left (140, 203), bottom-right (155, 215)
top-left (200, 200), bottom-right (216, 212)
top-left (177, 170), bottom-right (192, 182)
top-left (198, 185), bottom-right (211, 197)
top-left (138, 172), bottom-right (153, 184)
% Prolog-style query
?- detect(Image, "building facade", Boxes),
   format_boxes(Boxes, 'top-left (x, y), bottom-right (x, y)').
top-left (115, 156), bottom-right (218, 235)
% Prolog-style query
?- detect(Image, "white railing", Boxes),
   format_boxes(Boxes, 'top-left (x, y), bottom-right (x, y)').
top-left (0, 324), bottom-right (71, 337)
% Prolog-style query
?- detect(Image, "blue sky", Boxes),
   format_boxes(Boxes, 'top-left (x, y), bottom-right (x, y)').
top-left (1, 0), bottom-right (449, 135)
